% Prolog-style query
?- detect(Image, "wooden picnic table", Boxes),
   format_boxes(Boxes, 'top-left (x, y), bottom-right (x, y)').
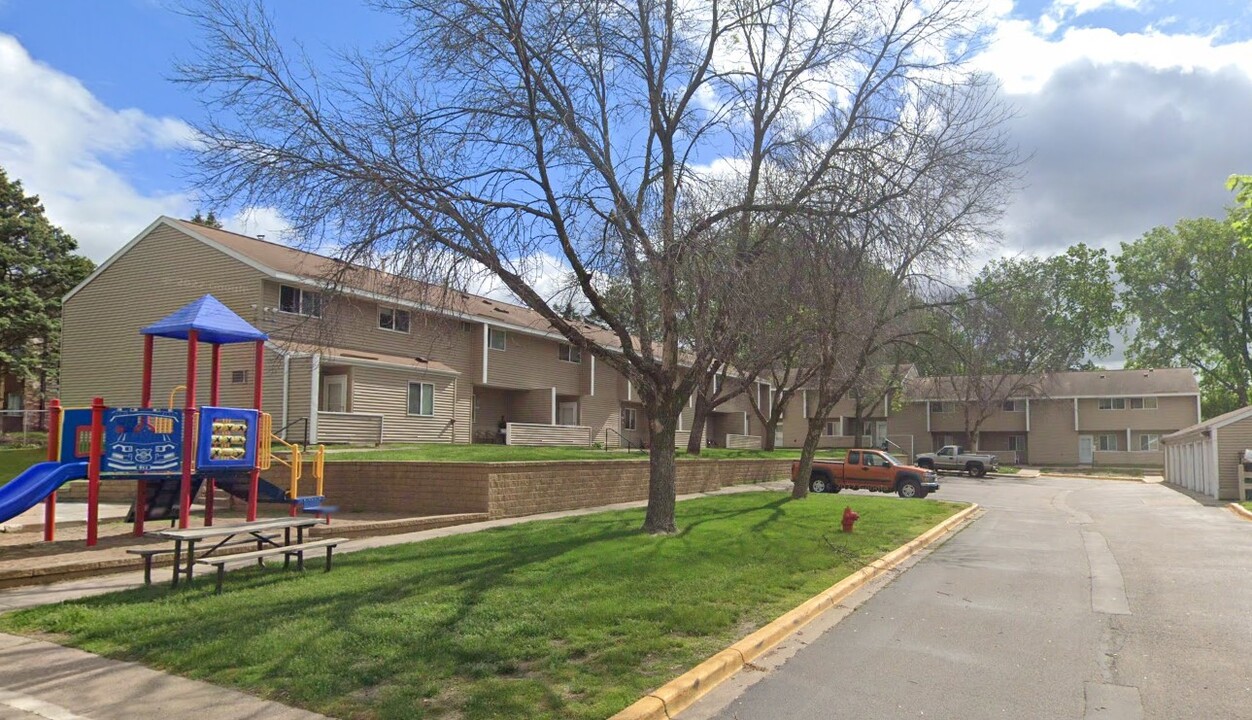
top-left (149, 516), bottom-right (325, 587)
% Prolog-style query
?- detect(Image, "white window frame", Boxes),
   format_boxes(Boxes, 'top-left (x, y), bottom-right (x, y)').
top-left (622, 407), bottom-right (637, 431)
top-left (1098, 398), bottom-right (1126, 410)
top-left (1097, 433), bottom-right (1119, 451)
top-left (378, 307), bottom-right (411, 333)
top-left (278, 284), bottom-right (323, 318)
top-left (823, 420), bottom-right (841, 437)
top-left (1008, 435), bottom-right (1026, 451)
top-left (1003, 399), bottom-right (1024, 412)
top-left (558, 343), bottom-right (582, 363)
top-left (1138, 433), bottom-right (1160, 452)
top-left (230, 370), bottom-right (248, 385)
top-left (1129, 397), bottom-right (1157, 410)
top-left (488, 327), bottom-right (507, 351)
top-left (407, 382), bottom-right (435, 416)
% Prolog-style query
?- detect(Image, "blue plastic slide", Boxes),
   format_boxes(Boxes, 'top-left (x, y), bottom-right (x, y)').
top-left (0, 461), bottom-right (89, 525)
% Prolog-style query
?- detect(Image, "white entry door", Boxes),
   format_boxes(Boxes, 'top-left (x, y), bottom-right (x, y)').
top-left (322, 375), bottom-right (347, 413)
top-left (1079, 435), bottom-right (1094, 464)
top-left (875, 421), bottom-right (888, 447)
top-left (558, 401), bottom-right (579, 426)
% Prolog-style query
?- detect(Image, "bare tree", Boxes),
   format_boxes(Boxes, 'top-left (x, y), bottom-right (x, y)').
top-left (181, 0), bottom-right (1012, 531)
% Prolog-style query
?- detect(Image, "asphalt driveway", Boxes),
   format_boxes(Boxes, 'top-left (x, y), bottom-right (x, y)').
top-left (683, 475), bottom-right (1252, 720)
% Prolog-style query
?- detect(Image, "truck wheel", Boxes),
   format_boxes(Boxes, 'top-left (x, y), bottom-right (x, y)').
top-left (966, 462), bottom-right (986, 478)
top-left (898, 479), bottom-right (922, 498)
top-left (810, 474), bottom-right (839, 494)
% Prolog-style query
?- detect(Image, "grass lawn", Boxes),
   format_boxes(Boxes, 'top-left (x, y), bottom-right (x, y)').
top-left (1242, 502), bottom-right (1252, 512)
top-left (1, 492), bottom-right (960, 720)
top-left (324, 443), bottom-right (847, 463)
top-left (0, 447), bottom-right (47, 486)
top-left (1040, 466), bottom-right (1146, 478)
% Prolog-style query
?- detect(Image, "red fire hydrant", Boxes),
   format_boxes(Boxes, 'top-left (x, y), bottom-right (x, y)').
top-left (842, 506), bottom-right (860, 533)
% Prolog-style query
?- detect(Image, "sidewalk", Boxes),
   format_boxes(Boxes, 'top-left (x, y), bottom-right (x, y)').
top-left (0, 481), bottom-right (793, 720)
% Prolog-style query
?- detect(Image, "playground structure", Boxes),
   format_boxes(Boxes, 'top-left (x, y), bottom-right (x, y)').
top-left (0, 295), bottom-right (330, 546)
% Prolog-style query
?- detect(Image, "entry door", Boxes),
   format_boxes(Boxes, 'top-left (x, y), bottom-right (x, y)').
top-left (558, 401), bottom-right (579, 426)
top-left (875, 421), bottom-right (888, 447)
top-left (1078, 435), bottom-right (1094, 464)
top-left (322, 375), bottom-right (347, 413)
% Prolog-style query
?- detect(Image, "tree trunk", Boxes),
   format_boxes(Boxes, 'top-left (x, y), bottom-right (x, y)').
top-left (762, 417), bottom-right (778, 451)
top-left (686, 395), bottom-right (711, 455)
top-left (793, 418), bottom-right (825, 499)
top-left (642, 415), bottom-right (678, 534)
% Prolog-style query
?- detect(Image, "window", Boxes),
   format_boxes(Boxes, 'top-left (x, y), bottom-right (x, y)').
top-left (931, 401), bottom-right (953, 413)
top-left (1008, 435), bottom-right (1026, 451)
top-left (407, 382), bottom-right (434, 416)
top-left (1129, 397), bottom-right (1157, 410)
top-left (622, 407), bottom-right (637, 431)
top-left (847, 451), bottom-right (860, 465)
top-left (488, 327), bottom-right (507, 351)
top-left (823, 420), bottom-right (841, 437)
top-left (4, 392), bottom-right (21, 411)
top-left (558, 344), bottom-right (582, 363)
top-left (1138, 433), bottom-right (1160, 452)
top-left (231, 370), bottom-right (248, 385)
top-left (713, 375), bottom-right (724, 395)
top-left (1098, 398), bottom-right (1126, 410)
top-left (379, 307), bottom-right (411, 333)
top-left (278, 284), bottom-right (322, 317)
top-left (1097, 433), bottom-right (1119, 451)
top-left (1003, 399), bottom-right (1024, 412)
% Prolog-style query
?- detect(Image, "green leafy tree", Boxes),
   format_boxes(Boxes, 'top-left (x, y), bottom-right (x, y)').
top-left (189, 210), bottom-right (224, 229)
top-left (1118, 214), bottom-right (1252, 417)
top-left (922, 244), bottom-right (1119, 448)
top-left (0, 168), bottom-right (94, 405)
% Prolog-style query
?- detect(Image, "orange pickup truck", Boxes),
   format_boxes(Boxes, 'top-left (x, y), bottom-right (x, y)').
top-left (791, 449), bottom-right (940, 499)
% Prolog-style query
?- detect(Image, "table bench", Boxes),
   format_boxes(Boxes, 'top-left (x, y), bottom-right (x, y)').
top-left (126, 533), bottom-right (279, 585)
top-left (149, 517), bottom-right (327, 586)
top-left (196, 538), bottom-right (348, 594)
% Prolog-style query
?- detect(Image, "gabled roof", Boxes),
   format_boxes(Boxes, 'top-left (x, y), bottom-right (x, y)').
top-left (1163, 404), bottom-right (1252, 443)
top-left (141, 294), bottom-right (268, 344)
top-left (278, 342), bottom-right (460, 377)
top-left (904, 367), bottom-right (1199, 401)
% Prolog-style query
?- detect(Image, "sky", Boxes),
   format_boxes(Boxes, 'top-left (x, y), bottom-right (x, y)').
top-left (2, 1), bottom-right (1251, 292)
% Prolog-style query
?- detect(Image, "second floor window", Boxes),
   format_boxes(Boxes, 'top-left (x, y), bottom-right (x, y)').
top-left (231, 370), bottom-right (248, 385)
top-left (1098, 398), bottom-right (1126, 410)
top-left (379, 307), bottom-right (411, 333)
top-left (558, 343), bottom-right (582, 363)
top-left (1129, 397), bottom-right (1158, 409)
top-left (622, 407), bottom-right (637, 430)
top-left (1003, 399), bottom-right (1024, 412)
top-left (488, 327), bottom-right (507, 351)
top-left (931, 401), bottom-right (953, 413)
top-left (279, 285), bottom-right (322, 317)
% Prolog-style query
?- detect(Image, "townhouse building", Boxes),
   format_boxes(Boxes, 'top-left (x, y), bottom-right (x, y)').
top-left (889, 368), bottom-right (1200, 466)
top-left (60, 217), bottom-right (799, 450)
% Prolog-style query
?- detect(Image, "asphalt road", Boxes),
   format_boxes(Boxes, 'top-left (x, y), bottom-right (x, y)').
top-left (682, 475), bottom-right (1252, 720)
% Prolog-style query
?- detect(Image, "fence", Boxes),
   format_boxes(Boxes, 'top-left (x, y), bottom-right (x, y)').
top-left (725, 433), bottom-right (762, 450)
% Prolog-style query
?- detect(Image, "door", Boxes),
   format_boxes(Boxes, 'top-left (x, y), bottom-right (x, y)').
top-left (321, 375), bottom-right (347, 413)
top-left (874, 421), bottom-right (888, 448)
top-left (845, 450), bottom-right (894, 489)
top-left (1079, 435), bottom-right (1094, 464)
top-left (558, 401), bottom-right (579, 426)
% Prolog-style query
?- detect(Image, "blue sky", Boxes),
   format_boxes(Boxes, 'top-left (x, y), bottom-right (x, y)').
top-left (2, 0), bottom-right (1252, 272)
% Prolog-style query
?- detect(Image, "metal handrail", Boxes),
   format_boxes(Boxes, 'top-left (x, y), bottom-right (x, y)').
top-left (168, 385), bottom-right (186, 409)
top-left (604, 427), bottom-right (644, 453)
top-left (275, 416), bottom-right (309, 446)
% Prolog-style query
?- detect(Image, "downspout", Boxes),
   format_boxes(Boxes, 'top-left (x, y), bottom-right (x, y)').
top-left (309, 353), bottom-right (320, 444)
top-left (281, 353), bottom-right (290, 439)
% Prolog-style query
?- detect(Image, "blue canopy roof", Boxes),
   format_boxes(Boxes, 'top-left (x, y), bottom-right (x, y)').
top-left (141, 294), bottom-right (269, 344)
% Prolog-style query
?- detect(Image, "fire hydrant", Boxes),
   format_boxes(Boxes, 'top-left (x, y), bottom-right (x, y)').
top-left (842, 506), bottom-right (860, 533)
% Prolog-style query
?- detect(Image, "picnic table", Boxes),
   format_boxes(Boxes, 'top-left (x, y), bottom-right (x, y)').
top-left (148, 516), bottom-right (326, 586)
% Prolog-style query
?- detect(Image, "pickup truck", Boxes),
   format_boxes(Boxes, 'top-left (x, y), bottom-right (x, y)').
top-left (792, 449), bottom-right (940, 499)
top-left (914, 445), bottom-right (998, 477)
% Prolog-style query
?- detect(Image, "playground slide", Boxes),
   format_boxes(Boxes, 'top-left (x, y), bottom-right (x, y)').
top-left (215, 475), bottom-right (290, 504)
top-left (0, 461), bottom-right (90, 525)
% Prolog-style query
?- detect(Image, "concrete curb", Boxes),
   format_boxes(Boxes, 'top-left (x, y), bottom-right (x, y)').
top-left (1037, 472), bottom-right (1144, 483)
top-left (1228, 503), bottom-right (1252, 522)
top-left (608, 502), bottom-right (981, 720)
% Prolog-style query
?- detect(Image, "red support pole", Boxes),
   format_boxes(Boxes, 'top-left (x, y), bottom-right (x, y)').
top-left (136, 335), bottom-right (154, 537)
top-left (210, 344), bottom-right (221, 406)
top-left (205, 478), bottom-right (215, 526)
top-left (43, 399), bottom-right (62, 542)
top-left (180, 330), bottom-right (198, 529)
top-left (87, 397), bottom-right (104, 547)
top-left (248, 340), bottom-right (264, 521)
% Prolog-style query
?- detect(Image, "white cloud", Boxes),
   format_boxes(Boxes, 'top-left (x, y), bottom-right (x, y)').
top-left (1050, 0), bottom-right (1144, 19)
top-left (0, 34), bottom-right (196, 262)
top-left (975, 17), bottom-right (1252, 94)
top-left (221, 206), bottom-right (293, 244)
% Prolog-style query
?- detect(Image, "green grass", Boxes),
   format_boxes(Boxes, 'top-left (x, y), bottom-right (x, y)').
top-left (0, 492), bottom-right (959, 720)
top-left (0, 447), bottom-right (47, 486)
top-left (1040, 466), bottom-right (1146, 478)
top-left (1241, 501), bottom-right (1252, 511)
top-left (324, 443), bottom-right (847, 463)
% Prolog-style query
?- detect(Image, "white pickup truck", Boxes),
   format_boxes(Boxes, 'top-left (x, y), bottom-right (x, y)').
top-left (914, 445), bottom-right (999, 477)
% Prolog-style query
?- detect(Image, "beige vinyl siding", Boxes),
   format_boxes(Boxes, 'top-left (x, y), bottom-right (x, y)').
top-left (580, 366), bottom-right (623, 447)
top-left (1215, 421), bottom-right (1252, 499)
top-left (259, 281), bottom-right (476, 375)
top-left (511, 388), bottom-right (553, 424)
top-left (506, 423), bottom-right (591, 446)
top-left (970, 406), bottom-right (1029, 432)
top-left (483, 327), bottom-right (582, 392)
top-left (1025, 399), bottom-right (1079, 465)
top-left (61, 224), bottom-right (266, 409)
top-left (1076, 396), bottom-right (1198, 431)
top-left (1093, 450), bottom-right (1164, 467)
top-left (317, 412), bottom-right (384, 445)
top-left (473, 388), bottom-right (509, 441)
top-left (726, 433), bottom-right (763, 449)
top-left (284, 355), bottom-right (314, 440)
top-left (889, 404), bottom-right (933, 455)
top-left (349, 364), bottom-right (457, 443)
